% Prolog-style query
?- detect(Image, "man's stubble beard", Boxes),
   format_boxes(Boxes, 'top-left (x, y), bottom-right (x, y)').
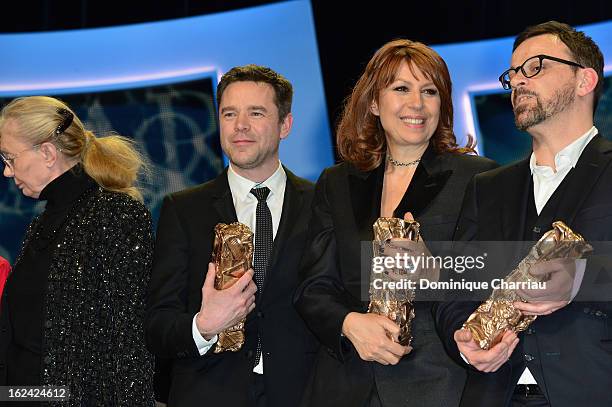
top-left (514, 84), bottom-right (575, 131)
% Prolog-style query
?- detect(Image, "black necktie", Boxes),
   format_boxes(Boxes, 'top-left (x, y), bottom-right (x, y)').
top-left (251, 186), bottom-right (273, 291)
top-left (250, 186), bottom-right (273, 367)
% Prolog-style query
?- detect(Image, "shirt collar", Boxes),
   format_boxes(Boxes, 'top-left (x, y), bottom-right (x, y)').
top-left (530, 126), bottom-right (598, 175)
top-left (227, 161), bottom-right (286, 203)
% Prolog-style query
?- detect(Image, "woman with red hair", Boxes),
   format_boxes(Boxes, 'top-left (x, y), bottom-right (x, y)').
top-left (295, 39), bottom-right (498, 406)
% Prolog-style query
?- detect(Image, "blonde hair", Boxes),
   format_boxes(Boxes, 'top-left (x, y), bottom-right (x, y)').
top-left (0, 96), bottom-right (146, 201)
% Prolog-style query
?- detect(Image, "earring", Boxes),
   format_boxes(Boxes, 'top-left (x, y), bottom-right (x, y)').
top-left (371, 101), bottom-right (379, 115)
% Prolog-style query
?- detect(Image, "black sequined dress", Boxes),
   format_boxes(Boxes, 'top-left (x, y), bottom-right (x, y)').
top-left (0, 165), bottom-right (155, 406)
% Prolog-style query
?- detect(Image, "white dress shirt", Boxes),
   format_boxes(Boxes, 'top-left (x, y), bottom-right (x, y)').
top-left (529, 126), bottom-right (598, 214)
top-left (517, 126), bottom-right (597, 385)
top-left (192, 162), bottom-right (287, 374)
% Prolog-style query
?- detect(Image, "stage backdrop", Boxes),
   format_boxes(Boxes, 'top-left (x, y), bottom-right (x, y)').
top-left (0, 0), bottom-right (332, 262)
top-left (432, 20), bottom-right (612, 161)
top-left (0, 9), bottom-right (610, 261)
top-left (470, 75), bottom-right (611, 164)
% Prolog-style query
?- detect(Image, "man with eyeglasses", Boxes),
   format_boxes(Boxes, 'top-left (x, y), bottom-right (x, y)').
top-left (435, 21), bottom-right (611, 407)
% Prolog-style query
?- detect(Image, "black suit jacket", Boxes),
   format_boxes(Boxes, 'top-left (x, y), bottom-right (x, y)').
top-left (146, 167), bottom-right (318, 407)
top-left (295, 148), bottom-right (497, 407)
top-left (435, 135), bottom-right (612, 407)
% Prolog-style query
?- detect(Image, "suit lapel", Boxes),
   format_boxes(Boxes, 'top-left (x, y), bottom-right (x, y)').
top-left (498, 135), bottom-right (612, 240)
top-left (211, 168), bottom-right (238, 224)
top-left (394, 147), bottom-right (452, 218)
top-left (266, 169), bottom-right (304, 271)
top-left (261, 168), bottom-right (305, 294)
top-left (347, 147), bottom-right (458, 241)
top-left (348, 164), bottom-right (383, 243)
top-left (553, 135), bottom-right (612, 227)
top-left (500, 159), bottom-right (531, 240)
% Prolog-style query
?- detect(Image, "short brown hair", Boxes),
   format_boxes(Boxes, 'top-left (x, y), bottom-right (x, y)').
top-left (336, 39), bottom-right (474, 171)
top-left (513, 21), bottom-right (604, 113)
top-left (217, 64), bottom-right (293, 121)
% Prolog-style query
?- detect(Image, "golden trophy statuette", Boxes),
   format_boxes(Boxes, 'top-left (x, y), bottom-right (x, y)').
top-left (211, 222), bottom-right (253, 353)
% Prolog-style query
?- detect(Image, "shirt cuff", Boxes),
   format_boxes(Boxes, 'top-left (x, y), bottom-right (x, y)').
top-left (570, 259), bottom-right (587, 302)
top-left (192, 313), bottom-right (218, 355)
top-left (460, 352), bottom-right (470, 365)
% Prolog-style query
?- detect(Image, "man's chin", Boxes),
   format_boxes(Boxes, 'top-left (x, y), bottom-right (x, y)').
top-left (514, 115), bottom-right (532, 131)
top-left (513, 109), bottom-right (541, 131)
top-left (230, 158), bottom-right (261, 170)
top-left (22, 190), bottom-right (39, 199)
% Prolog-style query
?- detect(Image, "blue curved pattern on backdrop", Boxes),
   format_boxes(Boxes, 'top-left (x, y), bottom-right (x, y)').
top-left (0, 0), bottom-right (333, 262)
top-left (0, 76), bottom-right (222, 261)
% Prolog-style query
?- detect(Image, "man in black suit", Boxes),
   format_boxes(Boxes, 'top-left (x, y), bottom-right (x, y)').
top-left (435, 21), bottom-right (612, 407)
top-left (146, 65), bottom-right (317, 407)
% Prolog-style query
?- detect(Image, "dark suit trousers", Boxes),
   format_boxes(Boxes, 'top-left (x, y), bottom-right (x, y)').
top-left (365, 387), bottom-right (382, 407)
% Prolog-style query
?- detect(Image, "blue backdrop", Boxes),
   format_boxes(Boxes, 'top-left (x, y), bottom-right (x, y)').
top-left (0, 0), bottom-right (332, 262)
top-left (0, 2), bottom-right (610, 262)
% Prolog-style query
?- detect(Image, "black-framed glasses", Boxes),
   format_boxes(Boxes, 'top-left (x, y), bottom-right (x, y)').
top-left (0, 144), bottom-right (42, 170)
top-left (498, 54), bottom-right (584, 90)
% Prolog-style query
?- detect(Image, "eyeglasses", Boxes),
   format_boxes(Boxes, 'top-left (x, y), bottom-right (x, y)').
top-left (1, 108), bottom-right (73, 171)
top-left (498, 54), bottom-right (584, 90)
top-left (0, 144), bottom-right (42, 170)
